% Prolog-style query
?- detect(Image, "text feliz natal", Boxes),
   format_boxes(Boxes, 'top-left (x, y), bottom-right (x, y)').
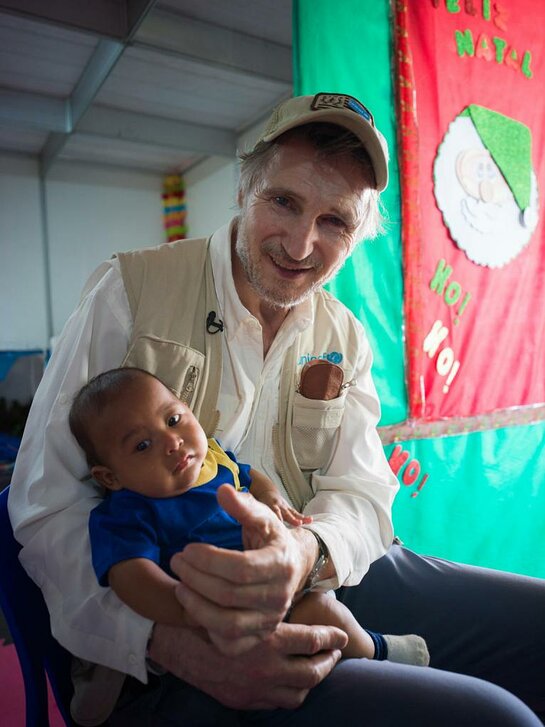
top-left (432, 0), bottom-right (533, 79)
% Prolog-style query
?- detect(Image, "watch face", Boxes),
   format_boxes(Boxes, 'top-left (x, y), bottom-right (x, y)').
top-left (313, 554), bottom-right (326, 574)
top-left (307, 553), bottom-right (329, 590)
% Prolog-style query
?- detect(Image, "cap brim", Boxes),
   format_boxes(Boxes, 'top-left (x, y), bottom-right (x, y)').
top-left (261, 107), bottom-right (389, 191)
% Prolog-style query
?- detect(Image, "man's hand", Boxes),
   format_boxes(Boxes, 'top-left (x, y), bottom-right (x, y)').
top-left (149, 620), bottom-right (347, 710)
top-left (170, 484), bottom-right (319, 654)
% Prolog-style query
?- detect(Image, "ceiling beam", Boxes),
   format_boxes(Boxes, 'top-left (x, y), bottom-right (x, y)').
top-left (40, 38), bottom-right (125, 175)
top-left (0, 89), bottom-right (68, 132)
top-left (78, 105), bottom-right (237, 157)
top-left (134, 9), bottom-right (292, 84)
top-left (0, 0), bottom-right (128, 39)
top-left (0, 88), bottom-right (237, 157)
top-left (0, 0), bottom-right (155, 40)
top-left (1, 2), bottom-right (290, 173)
top-left (70, 39), bottom-right (125, 129)
top-left (37, 0), bottom-right (158, 176)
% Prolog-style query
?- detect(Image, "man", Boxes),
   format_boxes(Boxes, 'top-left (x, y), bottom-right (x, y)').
top-left (9, 94), bottom-right (545, 725)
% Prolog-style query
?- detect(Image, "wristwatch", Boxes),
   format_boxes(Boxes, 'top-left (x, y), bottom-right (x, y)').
top-left (303, 532), bottom-right (329, 593)
top-left (145, 624), bottom-right (166, 675)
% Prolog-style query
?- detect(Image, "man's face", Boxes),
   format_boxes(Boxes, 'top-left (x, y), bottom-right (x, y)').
top-left (90, 374), bottom-right (208, 498)
top-left (235, 137), bottom-right (374, 310)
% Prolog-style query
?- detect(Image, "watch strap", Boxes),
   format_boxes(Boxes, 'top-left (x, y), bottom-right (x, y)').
top-left (303, 532), bottom-right (329, 593)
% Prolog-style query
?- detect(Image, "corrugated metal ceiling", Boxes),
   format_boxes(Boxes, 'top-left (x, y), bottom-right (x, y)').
top-left (0, 0), bottom-right (293, 174)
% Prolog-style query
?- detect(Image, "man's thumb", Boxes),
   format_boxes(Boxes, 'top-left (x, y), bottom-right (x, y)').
top-left (216, 483), bottom-right (267, 527)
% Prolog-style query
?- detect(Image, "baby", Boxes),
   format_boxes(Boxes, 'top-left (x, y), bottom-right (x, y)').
top-left (69, 367), bottom-right (429, 666)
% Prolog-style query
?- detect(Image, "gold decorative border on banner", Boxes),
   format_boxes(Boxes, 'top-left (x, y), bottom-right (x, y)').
top-left (379, 403), bottom-right (545, 444)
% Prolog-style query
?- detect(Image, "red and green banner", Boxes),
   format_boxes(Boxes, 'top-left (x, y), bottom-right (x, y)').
top-left (397, 1), bottom-right (545, 421)
top-left (294, 0), bottom-right (545, 578)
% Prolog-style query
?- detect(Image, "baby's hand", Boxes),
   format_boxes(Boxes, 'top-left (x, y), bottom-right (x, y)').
top-left (261, 492), bottom-right (313, 527)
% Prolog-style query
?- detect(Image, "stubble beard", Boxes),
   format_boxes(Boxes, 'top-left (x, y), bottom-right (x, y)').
top-left (235, 230), bottom-right (334, 309)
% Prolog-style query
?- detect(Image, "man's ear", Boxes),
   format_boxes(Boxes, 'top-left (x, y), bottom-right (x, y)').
top-left (91, 465), bottom-right (121, 491)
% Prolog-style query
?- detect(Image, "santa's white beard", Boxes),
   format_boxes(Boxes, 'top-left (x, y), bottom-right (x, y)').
top-left (434, 117), bottom-right (539, 268)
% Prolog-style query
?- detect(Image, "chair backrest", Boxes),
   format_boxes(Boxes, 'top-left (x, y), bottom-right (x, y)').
top-left (0, 485), bottom-right (74, 727)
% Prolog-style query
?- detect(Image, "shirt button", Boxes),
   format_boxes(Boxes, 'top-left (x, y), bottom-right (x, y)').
top-left (128, 654), bottom-right (138, 666)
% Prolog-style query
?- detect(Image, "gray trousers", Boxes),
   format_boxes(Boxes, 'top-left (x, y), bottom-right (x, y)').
top-left (109, 545), bottom-right (545, 726)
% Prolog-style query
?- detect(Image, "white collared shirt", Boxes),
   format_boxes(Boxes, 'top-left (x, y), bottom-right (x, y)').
top-left (9, 221), bottom-right (398, 682)
top-left (211, 222), bottom-right (312, 497)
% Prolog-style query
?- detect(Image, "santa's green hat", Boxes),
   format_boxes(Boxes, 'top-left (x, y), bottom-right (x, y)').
top-left (460, 104), bottom-right (532, 212)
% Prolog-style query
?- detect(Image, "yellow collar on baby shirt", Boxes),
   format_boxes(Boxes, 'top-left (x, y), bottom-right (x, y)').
top-left (193, 438), bottom-right (243, 490)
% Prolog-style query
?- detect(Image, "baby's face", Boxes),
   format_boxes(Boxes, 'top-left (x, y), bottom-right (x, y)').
top-left (90, 375), bottom-right (208, 497)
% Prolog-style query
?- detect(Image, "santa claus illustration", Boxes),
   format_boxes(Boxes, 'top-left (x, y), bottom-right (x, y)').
top-left (433, 105), bottom-right (539, 268)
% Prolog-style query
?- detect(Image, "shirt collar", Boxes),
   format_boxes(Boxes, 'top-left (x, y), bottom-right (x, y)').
top-left (209, 217), bottom-right (314, 341)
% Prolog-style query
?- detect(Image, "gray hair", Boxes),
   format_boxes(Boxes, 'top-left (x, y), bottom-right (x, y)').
top-left (238, 123), bottom-right (385, 239)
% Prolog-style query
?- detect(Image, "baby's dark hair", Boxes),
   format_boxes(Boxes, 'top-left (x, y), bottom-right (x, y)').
top-left (69, 367), bottom-right (159, 467)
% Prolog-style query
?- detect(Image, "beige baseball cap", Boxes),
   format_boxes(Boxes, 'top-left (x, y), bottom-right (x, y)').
top-left (258, 92), bottom-right (389, 191)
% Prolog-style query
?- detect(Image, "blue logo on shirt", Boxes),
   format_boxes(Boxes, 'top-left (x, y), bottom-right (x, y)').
top-left (298, 351), bottom-right (343, 366)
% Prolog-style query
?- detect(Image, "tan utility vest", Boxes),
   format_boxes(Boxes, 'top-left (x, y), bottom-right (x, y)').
top-left (115, 236), bottom-right (362, 511)
top-left (72, 236), bottom-right (364, 724)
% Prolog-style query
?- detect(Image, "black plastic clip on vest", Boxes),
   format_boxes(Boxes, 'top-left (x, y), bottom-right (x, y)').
top-left (206, 311), bottom-right (224, 334)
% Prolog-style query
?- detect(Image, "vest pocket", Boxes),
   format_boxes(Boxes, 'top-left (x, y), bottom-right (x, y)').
top-left (122, 335), bottom-right (204, 408)
top-left (291, 392), bottom-right (346, 471)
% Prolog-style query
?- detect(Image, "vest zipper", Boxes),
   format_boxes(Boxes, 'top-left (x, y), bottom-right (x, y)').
top-left (180, 365), bottom-right (199, 405)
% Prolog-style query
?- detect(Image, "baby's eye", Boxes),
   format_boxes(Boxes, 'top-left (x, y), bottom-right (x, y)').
top-left (168, 414), bottom-right (181, 427)
top-left (136, 439), bottom-right (151, 452)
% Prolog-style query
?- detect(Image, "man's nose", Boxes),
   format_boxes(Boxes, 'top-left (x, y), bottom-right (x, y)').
top-left (283, 217), bottom-right (317, 261)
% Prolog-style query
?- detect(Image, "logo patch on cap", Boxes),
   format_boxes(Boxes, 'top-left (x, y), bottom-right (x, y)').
top-left (311, 93), bottom-right (374, 125)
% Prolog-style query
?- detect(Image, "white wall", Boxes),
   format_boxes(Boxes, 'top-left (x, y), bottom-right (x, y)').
top-left (46, 162), bottom-right (163, 334)
top-left (0, 117), bottom-right (266, 351)
top-left (185, 157), bottom-right (237, 238)
top-left (0, 155), bottom-right (163, 348)
top-left (0, 155), bottom-right (47, 349)
top-left (184, 117), bottom-right (265, 238)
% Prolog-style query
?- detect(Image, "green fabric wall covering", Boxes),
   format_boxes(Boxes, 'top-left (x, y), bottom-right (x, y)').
top-left (388, 421), bottom-right (545, 578)
top-left (293, 0), bottom-right (545, 578)
top-left (293, 0), bottom-right (406, 426)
